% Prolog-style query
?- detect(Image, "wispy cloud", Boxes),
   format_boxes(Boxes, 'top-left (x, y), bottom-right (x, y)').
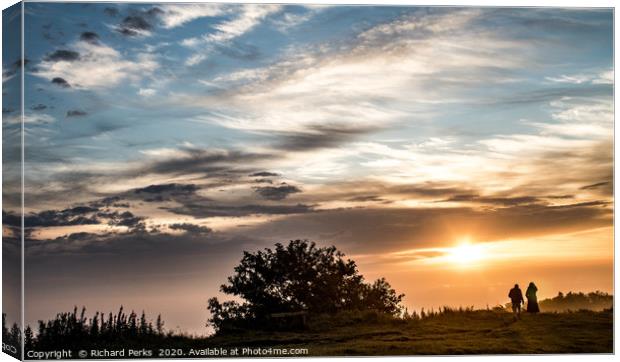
top-left (545, 69), bottom-right (613, 85)
top-left (181, 4), bottom-right (281, 65)
top-left (172, 9), bottom-right (530, 138)
top-left (158, 4), bottom-right (225, 29)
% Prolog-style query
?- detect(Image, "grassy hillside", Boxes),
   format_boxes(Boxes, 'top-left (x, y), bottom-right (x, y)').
top-left (12, 308), bottom-right (612, 358)
top-left (206, 309), bottom-right (613, 355)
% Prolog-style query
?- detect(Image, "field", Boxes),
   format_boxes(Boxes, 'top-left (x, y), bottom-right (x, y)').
top-left (204, 309), bottom-right (613, 355)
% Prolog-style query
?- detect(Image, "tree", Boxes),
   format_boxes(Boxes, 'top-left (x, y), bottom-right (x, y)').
top-left (24, 326), bottom-right (34, 351)
top-left (208, 240), bottom-right (404, 332)
top-left (156, 314), bottom-right (164, 335)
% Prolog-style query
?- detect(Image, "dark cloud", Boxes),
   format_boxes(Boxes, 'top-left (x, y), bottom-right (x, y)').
top-left (169, 223), bottom-right (212, 235)
top-left (274, 125), bottom-right (377, 151)
top-left (104, 210), bottom-right (145, 229)
top-left (3, 107), bottom-right (14, 113)
top-left (254, 183), bottom-right (301, 200)
top-left (79, 31), bottom-right (100, 45)
top-left (164, 203), bottom-right (314, 218)
top-left (45, 49), bottom-right (80, 62)
top-left (4, 208), bottom-right (99, 228)
top-left (134, 183), bottom-right (199, 195)
top-left (443, 194), bottom-right (540, 206)
top-left (115, 7), bottom-right (162, 37)
top-left (51, 77), bottom-right (71, 88)
top-left (25, 226), bottom-right (250, 258)
top-left (66, 109), bottom-right (88, 117)
top-left (117, 16), bottom-right (152, 36)
top-left (30, 104), bottom-right (47, 111)
top-left (140, 147), bottom-right (273, 177)
top-left (133, 183), bottom-right (200, 202)
top-left (250, 171), bottom-right (279, 177)
top-left (348, 195), bottom-right (387, 203)
top-left (5, 202), bottom-right (145, 233)
top-left (89, 196), bottom-right (129, 208)
top-left (580, 181), bottom-right (609, 190)
top-left (391, 184), bottom-right (474, 198)
top-left (253, 178), bottom-right (273, 184)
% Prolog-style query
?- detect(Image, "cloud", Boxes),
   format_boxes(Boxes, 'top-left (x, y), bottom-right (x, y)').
top-left (271, 9), bottom-right (317, 32)
top-left (5, 200), bottom-right (148, 239)
top-left (115, 8), bottom-right (163, 37)
top-left (30, 104), bottom-right (47, 111)
top-left (254, 184), bottom-right (301, 200)
top-left (545, 69), bottom-right (612, 86)
top-left (51, 77), bottom-right (70, 88)
top-left (172, 8), bottom-right (530, 143)
top-left (66, 109), bottom-right (88, 118)
top-left (45, 49), bottom-right (80, 62)
top-left (117, 16), bottom-right (151, 36)
top-left (36, 40), bottom-right (158, 90)
top-left (163, 203), bottom-right (314, 218)
top-left (169, 223), bottom-right (212, 235)
top-left (79, 31), bottom-right (100, 45)
top-left (254, 178), bottom-right (273, 184)
top-left (139, 146), bottom-right (273, 177)
top-left (442, 194), bottom-right (541, 206)
top-left (158, 4), bottom-right (225, 29)
top-left (133, 183), bottom-right (199, 203)
top-left (209, 4), bottom-right (280, 43)
top-left (580, 182), bottom-right (609, 190)
top-left (5, 113), bottom-right (56, 125)
top-left (348, 195), bottom-right (388, 203)
top-left (273, 125), bottom-right (379, 151)
top-left (181, 4), bottom-right (281, 65)
top-left (105, 210), bottom-right (145, 229)
top-left (4, 208), bottom-right (99, 228)
top-left (138, 88), bottom-right (156, 97)
top-left (250, 172), bottom-right (279, 177)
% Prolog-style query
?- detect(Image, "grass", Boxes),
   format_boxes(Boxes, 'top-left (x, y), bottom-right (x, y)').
top-left (202, 309), bottom-right (613, 355)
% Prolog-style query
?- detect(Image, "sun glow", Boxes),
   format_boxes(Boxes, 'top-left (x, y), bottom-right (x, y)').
top-left (445, 239), bottom-right (487, 266)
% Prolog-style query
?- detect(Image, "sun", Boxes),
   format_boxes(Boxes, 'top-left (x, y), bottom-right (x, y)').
top-left (445, 238), bottom-right (486, 266)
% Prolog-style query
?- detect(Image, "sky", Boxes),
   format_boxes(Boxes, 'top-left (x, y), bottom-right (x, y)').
top-left (1, 3), bottom-right (613, 334)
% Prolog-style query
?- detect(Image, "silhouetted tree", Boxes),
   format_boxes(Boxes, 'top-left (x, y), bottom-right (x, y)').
top-left (156, 314), bottom-right (164, 335)
top-left (24, 326), bottom-right (34, 351)
top-left (208, 240), bottom-right (404, 332)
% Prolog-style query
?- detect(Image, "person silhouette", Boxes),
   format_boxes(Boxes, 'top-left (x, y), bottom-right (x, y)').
top-left (508, 284), bottom-right (524, 319)
top-left (526, 282), bottom-right (540, 313)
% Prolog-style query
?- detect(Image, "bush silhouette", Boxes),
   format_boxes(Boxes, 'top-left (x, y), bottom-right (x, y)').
top-left (208, 239), bottom-right (404, 332)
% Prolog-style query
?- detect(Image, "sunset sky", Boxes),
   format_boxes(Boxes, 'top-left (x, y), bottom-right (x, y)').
top-left (2, 3), bottom-right (613, 334)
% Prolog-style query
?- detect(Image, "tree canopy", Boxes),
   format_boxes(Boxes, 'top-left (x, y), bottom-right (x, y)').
top-left (208, 240), bottom-right (404, 332)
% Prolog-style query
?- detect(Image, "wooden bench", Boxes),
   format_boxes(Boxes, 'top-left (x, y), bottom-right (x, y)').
top-left (269, 311), bottom-right (308, 329)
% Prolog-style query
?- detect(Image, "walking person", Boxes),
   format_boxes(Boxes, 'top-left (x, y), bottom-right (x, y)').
top-left (508, 284), bottom-right (524, 319)
top-left (526, 282), bottom-right (540, 313)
